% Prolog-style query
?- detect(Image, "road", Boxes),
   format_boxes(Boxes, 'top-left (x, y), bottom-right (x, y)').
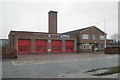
top-left (2, 53), bottom-right (118, 78)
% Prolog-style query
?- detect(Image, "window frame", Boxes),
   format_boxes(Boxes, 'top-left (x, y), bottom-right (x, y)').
top-left (92, 35), bottom-right (96, 40)
top-left (100, 35), bottom-right (105, 40)
top-left (82, 34), bottom-right (89, 39)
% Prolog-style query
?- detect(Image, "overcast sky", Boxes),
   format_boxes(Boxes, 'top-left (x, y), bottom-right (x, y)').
top-left (0, 0), bottom-right (119, 39)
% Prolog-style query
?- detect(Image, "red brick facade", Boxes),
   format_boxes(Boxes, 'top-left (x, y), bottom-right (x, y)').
top-left (63, 26), bottom-right (112, 52)
top-left (48, 11), bottom-right (57, 34)
top-left (8, 31), bottom-right (77, 54)
top-left (8, 10), bottom-right (113, 53)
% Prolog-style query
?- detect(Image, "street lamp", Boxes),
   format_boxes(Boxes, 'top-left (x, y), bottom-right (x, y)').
top-left (104, 19), bottom-right (107, 49)
top-left (104, 34), bottom-right (107, 48)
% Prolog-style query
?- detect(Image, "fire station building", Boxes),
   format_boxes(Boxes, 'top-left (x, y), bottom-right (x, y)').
top-left (8, 10), bottom-right (112, 54)
top-left (8, 11), bottom-right (77, 54)
top-left (63, 26), bottom-right (113, 52)
top-left (9, 31), bottom-right (76, 54)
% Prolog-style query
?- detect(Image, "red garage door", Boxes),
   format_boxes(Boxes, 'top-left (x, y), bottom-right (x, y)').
top-left (65, 40), bottom-right (74, 52)
top-left (18, 39), bottom-right (31, 54)
top-left (35, 40), bottom-right (47, 53)
top-left (51, 40), bottom-right (62, 52)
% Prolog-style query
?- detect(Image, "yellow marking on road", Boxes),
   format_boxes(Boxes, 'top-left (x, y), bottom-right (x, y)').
top-left (11, 61), bottom-right (16, 65)
top-left (11, 61), bottom-right (24, 65)
top-left (12, 56), bottom-right (112, 65)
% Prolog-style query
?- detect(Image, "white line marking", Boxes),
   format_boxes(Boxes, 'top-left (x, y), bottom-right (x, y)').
top-left (58, 61), bottom-right (63, 63)
top-left (109, 57), bottom-right (113, 58)
top-left (35, 62), bottom-right (47, 64)
top-left (88, 58), bottom-right (91, 61)
top-left (98, 58), bottom-right (102, 60)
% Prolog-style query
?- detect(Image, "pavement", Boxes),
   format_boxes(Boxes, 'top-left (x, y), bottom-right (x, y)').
top-left (2, 52), bottom-right (119, 78)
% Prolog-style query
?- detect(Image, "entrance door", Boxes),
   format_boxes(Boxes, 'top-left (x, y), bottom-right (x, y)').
top-left (94, 43), bottom-right (98, 51)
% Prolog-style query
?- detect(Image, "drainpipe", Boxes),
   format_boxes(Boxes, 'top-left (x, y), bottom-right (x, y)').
top-left (12, 33), bottom-right (14, 49)
top-left (104, 18), bottom-right (107, 49)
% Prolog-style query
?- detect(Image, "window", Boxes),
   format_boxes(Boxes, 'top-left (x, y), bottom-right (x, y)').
top-left (52, 46), bottom-right (61, 51)
top-left (66, 46), bottom-right (73, 51)
top-left (82, 34), bottom-right (89, 39)
top-left (100, 35), bottom-right (104, 40)
top-left (80, 44), bottom-right (92, 49)
top-left (36, 46), bottom-right (42, 50)
top-left (20, 46), bottom-right (28, 51)
top-left (92, 35), bottom-right (96, 40)
top-left (36, 46), bottom-right (45, 51)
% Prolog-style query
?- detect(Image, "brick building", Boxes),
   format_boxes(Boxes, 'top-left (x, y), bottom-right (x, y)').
top-left (9, 31), bottom-right (76, 54)
top-left (8, 11), bottom-right (77, 54)
top-left (8, 10), bottom-right (113, 54)
top-left (63, 26), bottom-right (112, 52)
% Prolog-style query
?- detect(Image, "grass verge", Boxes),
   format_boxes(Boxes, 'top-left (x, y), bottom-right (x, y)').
top-left (86, 66), bottom-right (120, 76)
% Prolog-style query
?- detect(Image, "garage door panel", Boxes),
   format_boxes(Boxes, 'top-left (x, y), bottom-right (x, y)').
top-left (65, 40), bottom-right (74, 52)
top-left (18, 39), bottom-right (31, 54)
top-left (35, 40), bottom-right (47, 53)
top-left (51, 40), bottom-right (62, 52)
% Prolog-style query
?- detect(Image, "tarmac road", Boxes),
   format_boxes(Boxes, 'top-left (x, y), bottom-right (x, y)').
top-left (2, 53), bottom-right (118, 78)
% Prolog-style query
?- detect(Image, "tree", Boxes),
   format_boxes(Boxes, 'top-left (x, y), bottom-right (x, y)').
top-left (111, 33), bottom-right (120, 42)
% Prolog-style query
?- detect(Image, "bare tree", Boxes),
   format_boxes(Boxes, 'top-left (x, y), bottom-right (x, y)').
top-left (111, 33), bottom-right (120, 42)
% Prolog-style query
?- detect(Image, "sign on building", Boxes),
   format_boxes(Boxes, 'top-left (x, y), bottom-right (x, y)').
top-left (61, 35), bottom-right (70, 39)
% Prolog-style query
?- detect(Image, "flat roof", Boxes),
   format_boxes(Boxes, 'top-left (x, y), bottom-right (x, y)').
top-left (48, 10), bottom-right (58, 14)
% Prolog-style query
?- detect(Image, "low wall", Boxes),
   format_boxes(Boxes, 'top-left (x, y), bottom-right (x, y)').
top-left (2, 47), bottom-right (17, 59)
top-left (79, 49), bottom-right (93, 53)
top-left (105, 47), bottom-right (119, 54)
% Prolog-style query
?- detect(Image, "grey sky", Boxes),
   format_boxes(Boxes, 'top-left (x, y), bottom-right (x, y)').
top-left (0, 0), bottom-right (118, 39)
